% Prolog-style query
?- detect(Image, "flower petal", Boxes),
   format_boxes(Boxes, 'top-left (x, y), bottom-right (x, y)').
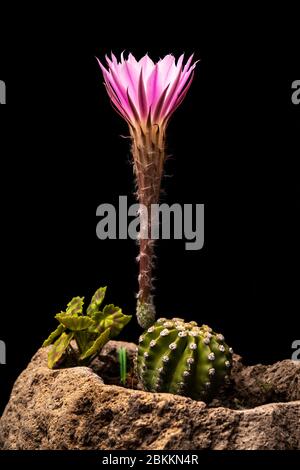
top-left (147, 64), bottom-right (159, 106)
top-left (165, 65), bottom-right (196, 114)
top-left (160, 66), bottom-right (182, 117)
top-left (138, 70), bottom-right (148, 119)
top-left (153, 84), bottom-right (170, 123)
top-left (105, 83), bottom-right (131, 122)
top-left (97, 52), bottom-right (198, 127)
top-left (163, 71), bottom-right (195, 125)
top-left (183, 53), bottom-right (194, 73)
top-left (105, 80), bottom-right (130, 117)
top-left (128, 53), bottom-right (138, 67)
top-left (176, 53), bottom-right (185, 68)
top-left (139, 54), bottom-right (155, 81)
top-left (127, 88), bottom-right (140, 123)
top-left (124, 60), bottom-right (140, 106)
top-left (158, 54), bottom-right (174, 76)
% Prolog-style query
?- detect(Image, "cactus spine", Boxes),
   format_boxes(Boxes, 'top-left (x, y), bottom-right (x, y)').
top-left (136, 317), bottom-right (233, 401)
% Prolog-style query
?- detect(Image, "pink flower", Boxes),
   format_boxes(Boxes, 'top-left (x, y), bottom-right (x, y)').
top-left (97, 52), bottom-right (197, 128)
top-left (96, 52), bottom-right (198, 328)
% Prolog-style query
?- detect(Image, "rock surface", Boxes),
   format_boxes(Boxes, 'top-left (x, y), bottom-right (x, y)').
top-left (0, 342), bottom-right (299, 450)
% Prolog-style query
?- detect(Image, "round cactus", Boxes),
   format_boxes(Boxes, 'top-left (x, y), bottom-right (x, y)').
top-left (136, 317), bottom-right (233, 401)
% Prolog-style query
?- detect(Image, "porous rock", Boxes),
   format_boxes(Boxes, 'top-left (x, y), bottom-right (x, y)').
top-left (0, 342), bottom-right (299, 450)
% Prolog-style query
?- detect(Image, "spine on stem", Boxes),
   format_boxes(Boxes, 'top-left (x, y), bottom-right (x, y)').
top-left (131, 124), bottom-right (166, 329)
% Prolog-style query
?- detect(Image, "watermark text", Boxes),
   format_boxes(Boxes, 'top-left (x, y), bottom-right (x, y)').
top-left (291, 340), bottom-right (300, 360)
top-left (291, 80), bottom-right (300, 105)
top-left (96, 196), bottom-right (204, 250)
top-left (0, 80), bottom-right (6, 104)
top-left (0, 340), bottom-right (6, 364)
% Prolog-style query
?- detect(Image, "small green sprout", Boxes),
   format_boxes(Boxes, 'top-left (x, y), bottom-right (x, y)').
top-left (43, 286), bottom-right (131, 369)
top-left (118, 347), bottom-right (127, 386)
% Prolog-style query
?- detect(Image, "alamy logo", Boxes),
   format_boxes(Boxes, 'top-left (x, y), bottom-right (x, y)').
top-left (291, 80), bottom-right (300, 105)
top-left (291, 340), bottom-right (300, 361)
top-left (0, 80), bottom-right (6, 104)
top-left (0, 340), bottom-right (6, 364)
top-left (96, 196), bottom-right (204, 250)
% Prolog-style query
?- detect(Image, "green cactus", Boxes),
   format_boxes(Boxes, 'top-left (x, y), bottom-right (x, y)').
top-left (43, 286), bottom-right (131, 369)
top-left (136, 317), bottom-right (233, 401)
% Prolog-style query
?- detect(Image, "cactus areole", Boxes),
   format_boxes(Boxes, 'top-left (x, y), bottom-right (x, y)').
top-left (136, 318), bottom-right (233, 401)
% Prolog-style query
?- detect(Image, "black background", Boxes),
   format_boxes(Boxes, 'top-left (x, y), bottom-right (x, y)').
top-left (0, 9), bottom-right (299, 419)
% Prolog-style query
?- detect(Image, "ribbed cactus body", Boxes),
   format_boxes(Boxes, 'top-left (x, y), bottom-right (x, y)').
top-left (136, 318), bottom-right (233, 401)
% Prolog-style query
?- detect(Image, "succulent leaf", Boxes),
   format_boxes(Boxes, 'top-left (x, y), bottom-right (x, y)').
top-left (80, 328), bottom-right (111, 360)
top-left (42, 324), bottom-right (65, 347)
top-left (55, 314), bottom-right (94, 331)
top-left (47, 332), bottom-right (74, 369)
top-left (100, 304), bottom-right (132, 337)
top-left (66, 296), bottom-right (84, 316)
top-left (43, 286), bottom-right (130, 368)
top-left (86, 286), bottom-right (107, 316)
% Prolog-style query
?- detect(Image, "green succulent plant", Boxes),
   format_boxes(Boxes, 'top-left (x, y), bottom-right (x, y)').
top-left (43, 286), bottom-right (131, 369)
top-left (136, 317), bottom-right (233, 402)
